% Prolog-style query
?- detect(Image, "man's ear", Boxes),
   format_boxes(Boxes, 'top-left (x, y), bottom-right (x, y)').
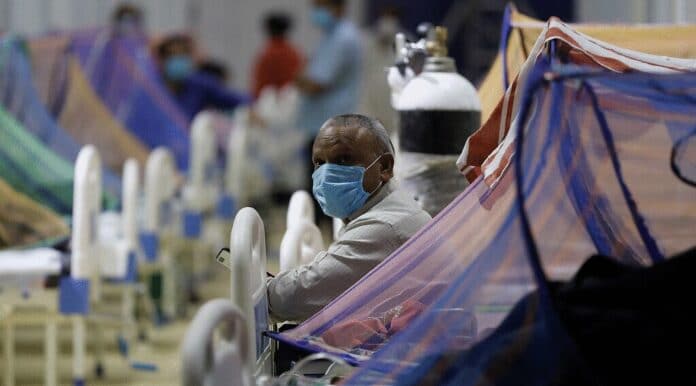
top-left (380, 153), bottom-right (395, 181)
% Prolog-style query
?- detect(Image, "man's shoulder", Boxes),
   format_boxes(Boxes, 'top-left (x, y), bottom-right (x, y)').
top-left (354, 188), bottom-right (431, 230)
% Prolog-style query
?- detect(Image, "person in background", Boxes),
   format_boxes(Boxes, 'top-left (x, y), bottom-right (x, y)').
top-left (358, 6), bottom-right (406, 131)
top-left (198, 59), bottom-right (230, 86)
top-left (156, 34), bottom-right (251, 121)
top-left (251, 12), bottom-right (304, 99)
top-left (295, 0), bottom-right (363, 209)
top-left (112, 2), bottom-right (145, 36)
top-left (267, 114), bottom-right (431, 322)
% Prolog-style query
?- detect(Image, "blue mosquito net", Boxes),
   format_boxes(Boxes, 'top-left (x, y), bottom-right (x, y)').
top-left (0, 36), bottom-right (121, 207)
top-left (68, 29), bottom-right (190, 170)
top-left (340, 62), bottom-right (696, 384)
top-left (271, 57), bottom-right (696, 385)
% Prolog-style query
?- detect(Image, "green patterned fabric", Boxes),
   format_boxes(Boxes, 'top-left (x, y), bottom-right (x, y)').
top-left (0, 177), bottom-right (70, 249)
top-left (0, 105), bottom-right (74, 214)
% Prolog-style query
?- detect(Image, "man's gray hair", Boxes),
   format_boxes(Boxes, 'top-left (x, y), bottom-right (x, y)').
top-left (324, 114), bottom-right (395, 155)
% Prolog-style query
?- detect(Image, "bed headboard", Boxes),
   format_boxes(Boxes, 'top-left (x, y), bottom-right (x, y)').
top-left (229, 207), bottom-right (273, 376)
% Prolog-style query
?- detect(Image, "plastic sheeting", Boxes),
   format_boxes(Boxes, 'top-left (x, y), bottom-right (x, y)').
top-left (68, 29), bottom-right (190, 170)
top-left (272, 64), bottom-right (696, 380)
top-left (341, 65), bottom-right (696, 385)
top-left (27, 36), bottom-right (149, 171)
top-left (0, 36), bottom-right (122, 199)
top-left (0, 177), bottom-right (69, 249)
top-left (463, 9), bottom-right (696, 182)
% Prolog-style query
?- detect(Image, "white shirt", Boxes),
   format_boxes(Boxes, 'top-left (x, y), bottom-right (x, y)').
top-left (267, 181), bottom-right (431, 321)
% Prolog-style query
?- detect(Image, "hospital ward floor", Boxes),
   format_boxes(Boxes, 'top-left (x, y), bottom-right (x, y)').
top-left (1, 203), bottom-right (331, 385)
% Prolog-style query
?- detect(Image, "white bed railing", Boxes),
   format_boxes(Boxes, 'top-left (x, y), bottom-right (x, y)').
top-left (122, 159), bottom-right (139, 255)
top-left (279, 220), bottom-right (324, 272)
top-left (143, 147), bottom-right (178, 240)
top-left (141, 148), bottom-right (179, 319)
top-left (181, 299), bottom-right (253, 386)
top-left (69, 145), bottom-right (102, 386)
top-left (227, 107), bottom-right (250, 208)
top-left (95, 158), bottom-right (141, 353)
top-left (286, 190), bottom-right (314, 230)
top-left (229, 207), bottom-right (273, 377)
top-left (183, 112), bottom-right (219, 214)
top-left (182, 112), bottom-right (227, 283)
top-left (280, 190), bottom-right (329, 271)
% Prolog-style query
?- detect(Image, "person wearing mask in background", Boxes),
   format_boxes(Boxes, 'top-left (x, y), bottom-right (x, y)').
top-left (358, 6), bottom-right (407, 131)
top-left (296, 0), bottom-right (363, 194)
top-left (267, 114), bottom-right (431, 322)
top-left (156, 34), bottom-right (251, 121)
top-left (251, 12), bottom-right (304, 99)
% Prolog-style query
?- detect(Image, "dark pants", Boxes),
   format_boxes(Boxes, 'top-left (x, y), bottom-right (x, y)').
top-left (274, 323), bottom-right (310, 374)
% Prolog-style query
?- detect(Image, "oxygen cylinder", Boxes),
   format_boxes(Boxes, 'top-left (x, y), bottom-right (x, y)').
top-left (391, 26), bottom-right (481, 215)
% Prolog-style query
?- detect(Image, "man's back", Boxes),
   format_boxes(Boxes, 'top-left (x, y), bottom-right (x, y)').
top-left (297, 19), bottom-right (363, 134)
top-left (252, 38), bottom-right (303, 98)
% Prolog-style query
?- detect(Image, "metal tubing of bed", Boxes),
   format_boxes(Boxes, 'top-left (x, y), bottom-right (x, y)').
top-left (4, 317), bottom-right (15, 386)
top-left (122, 287), bottom-right (136, 343)
top-left (72, 316), bottom-right (86, 385)
top-left (46, 320), bottom-right (57, 386)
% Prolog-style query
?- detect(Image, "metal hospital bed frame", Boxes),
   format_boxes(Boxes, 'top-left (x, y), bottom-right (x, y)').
top-left (280, 191), bottom-right (325, 272)
top-left (97, 158), bottom-right (141, 348)
top-left (180, 300), bottom-right (352, 386)
top-left (182, 207), bottom-right (351, 385)
top-left (138, 112), bottom-right (237, 323)
top-left (139, 147), bottom-right (181, 320)
top-left (181, 299), bottom-right (254, 386)
top-left (181, 112), bottom-right (227, 284)
top-left (1, 146), bottom-right (103, 386)
top-left (229, 208), bottom-right (274, 378)
top-left (226, 107), bottom-right (251, 208)
top-left (285, 191), bottom-right (314, 230)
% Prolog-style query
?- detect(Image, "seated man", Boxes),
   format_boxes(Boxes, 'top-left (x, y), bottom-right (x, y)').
top-left (267, 114), bottom-right (431, 321)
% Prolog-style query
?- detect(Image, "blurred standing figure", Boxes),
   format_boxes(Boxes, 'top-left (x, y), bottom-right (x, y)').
top-left (112, 3), bottom-right (145, 36)
top-left (252, 12), bottom-right (304, 99)
top-left (296, 0), bottom-right (363, 191)
top-left (358, 7), bottom-right (405, 131)
top-left (156, 35), bottom-right (251, 121)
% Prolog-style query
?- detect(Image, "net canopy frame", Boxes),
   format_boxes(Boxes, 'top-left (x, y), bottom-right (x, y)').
top-left (478, 3), bottom-right (696, 123)
top-left (464, 5), bottom-right (696, 183)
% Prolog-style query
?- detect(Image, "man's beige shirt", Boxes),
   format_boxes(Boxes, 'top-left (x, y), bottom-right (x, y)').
top-left (267, 181), bottom-right (432, 321)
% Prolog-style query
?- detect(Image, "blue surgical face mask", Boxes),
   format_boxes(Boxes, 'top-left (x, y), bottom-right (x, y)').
top-left (310, 7), bottom-right (336, 31)
top-left (312, 155), bottom-right (384, 219)
top-left (164, 55), bottom-right (193, 82)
